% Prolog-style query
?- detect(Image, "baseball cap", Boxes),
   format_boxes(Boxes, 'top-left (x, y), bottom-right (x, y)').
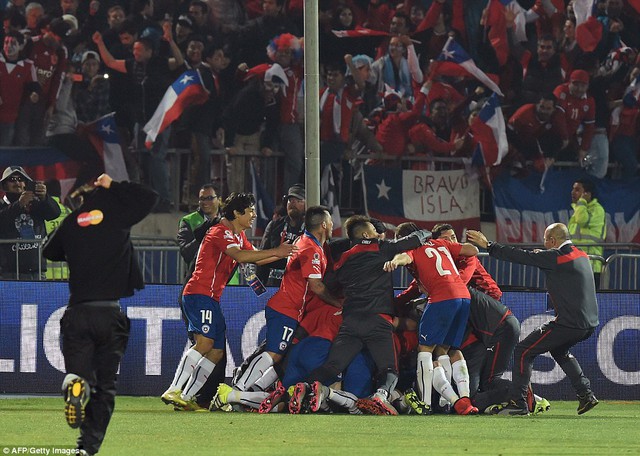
top-left (1, 166), bottom-right (32, 183)
top-left (569, 69), bottom-right (589, 85)
top-left (81, 50), bottom-right (100, 64)
top-left (62, 14), bottom-right (78, 31)
top-left (286, 184), bottom-right (305, 201)
top-left (49, 17), bottom-right (72, 38)
top-left (177, 14), bottom-right (194, 28)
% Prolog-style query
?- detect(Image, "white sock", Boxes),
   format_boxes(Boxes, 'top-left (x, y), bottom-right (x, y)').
top-left (234, 352), bottom-right (274, 392)
top-left (253, 366), bottom-right (279, 391)
top-left (226, 390), bottom-right (269, 409)
top-left (438, 355), bottom-right (452, 407)
top-left (167, 348), bottom-right (202, 392)
top-left (329, 389), bottom-right (358, 413)
top-left (452, 359), bottom-right (470, 398)
top-left (433, 365), bottom-right (459, 405)
top-left (416, 352), bottom-right (433, 406)
top-left (181, 357), bottom-right (216, 400)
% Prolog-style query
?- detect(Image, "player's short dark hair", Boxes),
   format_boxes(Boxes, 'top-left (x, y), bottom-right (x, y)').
top-left (396, 222), bottom-right (420, 238)
top-left (305, 205), bottom-right (330, 231)
top-left (575, 178), bottom-right (596, 197)
top-left (203, 40), bottom-right (228, 59)
top-left (432, 223), bottom-right (454, 239)
top-left (539, 92), bottom-right (557, 104)
top-left (344, 215), bottom-right (371, 241)
top-left (221, 192), bottom-right (255, 220)
top-left (136, 36), bottom-right (155, 52)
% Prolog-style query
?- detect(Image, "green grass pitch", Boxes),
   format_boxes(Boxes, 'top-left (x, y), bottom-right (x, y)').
top-left (1, 397), bottom-right (639, 455)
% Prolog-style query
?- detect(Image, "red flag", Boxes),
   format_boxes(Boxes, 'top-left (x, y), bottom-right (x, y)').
top-left (485, 0), bottom-right (511, 66)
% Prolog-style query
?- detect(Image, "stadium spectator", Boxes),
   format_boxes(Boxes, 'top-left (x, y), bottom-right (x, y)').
top-left (256, 183), bottom-right (306, 286)
top-left (24, 2), bottom-right (44, 36)
top-left (187, 0), bottom-right (216, 40)
top-left (568, 179), bottom-right (606, 288)
top-left (507, 92), bottom-right (568, 172)
top-left (609, 65), bottom-right (640, 180)
top-left (72, 50), bottom-right (111, 123)
top-left (92, 23), bottom-right (184, 212)
top-left (13, 17), bottom-right (70, 146)
top-left (553, 69), bottom-right (596, 167)
top-left (42, 173), bottom-right (157, 456)
top-left (43, 178), bottom-right (72, 280)
top-left (371, 34), bottom-right (423, 101)
top-left (0, 31), bottom-right (39, 147)
top-left (161, 192), bottom-right (297, 410)
top-left (0, 166), bottom-right (60, 280)
top-left (467, 224), bottom-right (599, 416)
top-left (46, 63), bottom-right (105, 193)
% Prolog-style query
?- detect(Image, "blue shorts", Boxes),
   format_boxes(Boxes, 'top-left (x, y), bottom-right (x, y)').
top-left (282, 337), bottom-right (333, 388)
top-left (182, 294), bottom-right (226, 349)
top-left (342, 350), bottom-right (375, 398)
top-left (419, 298), bottom-right (471, 348)
top-left (265, 307), bottom-right (299, 355)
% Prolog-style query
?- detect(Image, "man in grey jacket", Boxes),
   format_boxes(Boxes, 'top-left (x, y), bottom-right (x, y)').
top-left (467, 223), bottom-right (599, 416)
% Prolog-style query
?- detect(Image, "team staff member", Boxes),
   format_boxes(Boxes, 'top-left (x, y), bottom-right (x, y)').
top-left (256, 183), bottom-right (306, 286)
top-left (467, 224), bottom-right (599, 415)
top-left (161, 193), bottom-right (297, 410)
top-left (43, 174), bottom-right (158, 456)
top-left (297, 216), bottom-right (431, 415)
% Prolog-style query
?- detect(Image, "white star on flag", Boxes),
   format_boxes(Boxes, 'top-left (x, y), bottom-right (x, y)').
top-left (100, 123), bottom-right (114, 135)
top-left (180, 74), bottom-right (194, 84)
top-left (442, 48), bottom-right (455, 60)
top-left (376, 179), bottom-right (391, 200)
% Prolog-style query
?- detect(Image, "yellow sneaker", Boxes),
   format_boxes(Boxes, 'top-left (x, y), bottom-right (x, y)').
top-left (161, 390), bottom-right (187, 408)
top-left (210, 383), bottom-right (233, 411)
top-left (64, 377), bottom-right (89, 429)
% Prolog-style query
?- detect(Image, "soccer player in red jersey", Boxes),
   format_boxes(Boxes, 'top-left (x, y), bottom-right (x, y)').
top-left (385, 228), bottom-right (479, 415)
top-left (161, 193), bottom-right (296, 409)
top-left (233, 206), bottom-right (342, 393)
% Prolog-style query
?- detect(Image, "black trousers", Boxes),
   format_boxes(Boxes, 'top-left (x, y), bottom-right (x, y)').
top-left (309, 313), bottom-right (398, 392)
top-left (509, 320), bottom-right (594, 406)
top-left (61, 304), bottom-right (130, 455)
top-left (464, 314), bottom-right (521, 396)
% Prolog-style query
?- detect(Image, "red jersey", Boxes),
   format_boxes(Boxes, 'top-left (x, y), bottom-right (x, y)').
top-left (298, 303), bottom-right (342, 341)
top-left (25, 36), bottom-right (67, 107)
top-left (319, 85), bottom-right (360, 143)
top-left (507, 103), bottom-right (568, 143)
top-left (183, 223), bottom-right (254, 300)
top-left (553, 83), bottom-right (596, 150)
top-left (267, 232), bottom-right (327, 321)
top-left (280, 65), bottom-right (303, 124)
top-left (0, 56), bottom-right (37, 123)
top-left (407, 238), bottom-right (470, 303)
top-left (457, 256), bottom-right (502, 301)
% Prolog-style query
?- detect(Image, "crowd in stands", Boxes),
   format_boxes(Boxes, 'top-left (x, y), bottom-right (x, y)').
top-left (2, 0), bottom-right (640, 215)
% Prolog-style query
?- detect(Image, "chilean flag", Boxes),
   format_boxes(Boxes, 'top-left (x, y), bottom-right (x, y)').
top-left (332, 27), bottom-right (390, 38)
top-left (143, 69), bottom-right (208, 148)
top-left (84, 112), bottom-right (129, 183)
top-left (433, 37), bottom-right (504, 96)
top-left (470, 93), bottom-right (508, 167)
top-left (574, 0), bottom-right (602, 52)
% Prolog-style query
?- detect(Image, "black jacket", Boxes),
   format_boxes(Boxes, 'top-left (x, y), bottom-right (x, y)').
top-left (256, 215), bottom-right (304, 284)
top-left (0, 193), bottom-right (60, 274)
top-left (43, 181), bottom-right (157, 305)
top-left (488, 241), bottom-right (599, 329)
top-left (332, 230), bottom-right (431, 318)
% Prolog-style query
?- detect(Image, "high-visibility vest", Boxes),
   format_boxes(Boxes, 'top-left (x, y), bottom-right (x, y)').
top-left (568, 197), bottom-right (606, 273)
top-left (45, 196), bottom-right (72, 280)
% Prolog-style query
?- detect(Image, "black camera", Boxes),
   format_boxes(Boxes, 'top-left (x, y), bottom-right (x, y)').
top-left (25, 180), bottom-right (36, 192)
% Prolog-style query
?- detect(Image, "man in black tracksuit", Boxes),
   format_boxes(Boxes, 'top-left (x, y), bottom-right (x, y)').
top-left (467, 223), bottom-right (600, 416)
top-left (304, 215), bottom-right (431, 414)
top-left (43, 174), bottom-right (157, 456)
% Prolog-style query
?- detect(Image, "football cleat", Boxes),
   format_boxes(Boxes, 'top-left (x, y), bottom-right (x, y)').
top-left (533, 398), bottom-right (551, 415)
top-left (308, 381), bottom-right (330, 413)
top-left (453, 397), bottom-right (479, 415)
top-left (288, 382), bottom-right (308, 414)
top-left (64, 377), bottom-right (89, 429)
top-left (161, 389), bottom-right (186, 408)
top-left (494, 400), bottom-right (530, 416)
top-left (577, 393), bottom-right (599, 415)
top-left (259, 382), bottom-right (287, 414)
top-left (372, 395), bottom-right (398, 416)
top-left (403, 388), bottom-right (431, 415)
top-left (210, 383), bottom-right (233, 411)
